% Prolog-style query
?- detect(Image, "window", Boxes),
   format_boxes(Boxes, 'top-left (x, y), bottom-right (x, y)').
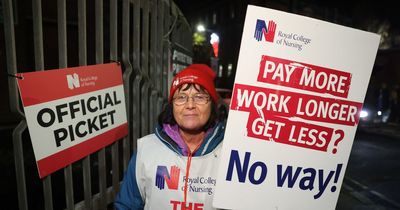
top-left (218, 65), bottom-right (223, 77)
top-left (230, 5), bottom-right (235, 19)
top-left (213, 11), bottom-right (217, 25)
top-left (227, 63), bottom-right (233, 76)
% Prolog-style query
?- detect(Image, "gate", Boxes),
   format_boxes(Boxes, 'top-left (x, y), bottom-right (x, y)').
top-left (1, 0), bottom-right (192, 209)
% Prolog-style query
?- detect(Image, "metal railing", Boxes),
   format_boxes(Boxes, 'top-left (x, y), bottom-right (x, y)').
top-left (1, 0), bottom-right (192, 209)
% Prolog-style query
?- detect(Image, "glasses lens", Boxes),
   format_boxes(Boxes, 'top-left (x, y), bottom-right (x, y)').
top-left (193, 95), bottom-right (209, 104)
top-left (174, 95), bottom-right (188, 105)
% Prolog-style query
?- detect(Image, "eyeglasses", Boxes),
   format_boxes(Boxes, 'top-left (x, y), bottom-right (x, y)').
top-left (173, 94), bottom-right (210, 105)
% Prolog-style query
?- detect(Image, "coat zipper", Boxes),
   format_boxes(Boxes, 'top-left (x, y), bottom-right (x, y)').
top-left (183, 142), bottom-right (202, 205)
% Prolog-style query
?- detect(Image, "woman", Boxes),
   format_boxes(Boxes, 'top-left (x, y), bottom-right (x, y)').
top-left (115, 64), bottom-right (225, 210)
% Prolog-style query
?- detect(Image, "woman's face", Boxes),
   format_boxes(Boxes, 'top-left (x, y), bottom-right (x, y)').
top-left (172, 84), bottom-right (212, 133)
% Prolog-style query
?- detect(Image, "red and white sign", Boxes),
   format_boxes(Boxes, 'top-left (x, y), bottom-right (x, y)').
top-left (17, 63), bottom-right (128, 178)
top-left (213, 5), bottom-right (380, 210)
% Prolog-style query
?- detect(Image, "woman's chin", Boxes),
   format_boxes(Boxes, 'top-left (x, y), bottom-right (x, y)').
top-left (179, 124), bottom-right (203, 133)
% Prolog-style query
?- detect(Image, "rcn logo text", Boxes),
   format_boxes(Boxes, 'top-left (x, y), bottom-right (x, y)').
top-left (254, 19), bottom-right (277, 43)
top-left (155, 165), bottom-right (180, 190)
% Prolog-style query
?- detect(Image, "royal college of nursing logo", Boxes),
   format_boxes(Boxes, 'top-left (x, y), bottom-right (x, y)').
top-left (66, 73), bottom-right (80, 90)
top-left (254, 19), bottom-right (277, 43)
top-left (155, 165), bottom-right (180, 190)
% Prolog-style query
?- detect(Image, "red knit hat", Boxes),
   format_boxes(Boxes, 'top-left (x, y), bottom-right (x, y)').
top-left (169, 64), bottom-right (218, 103)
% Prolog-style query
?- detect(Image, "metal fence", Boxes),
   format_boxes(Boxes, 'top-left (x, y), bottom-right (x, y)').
top-left (1, 0), bottom-right (192, 209)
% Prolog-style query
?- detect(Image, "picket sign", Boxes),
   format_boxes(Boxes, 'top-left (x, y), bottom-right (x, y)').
top-left (213, 5), bottom-right (380, 210)
top-left (17, 63), bottom-right (128, 178)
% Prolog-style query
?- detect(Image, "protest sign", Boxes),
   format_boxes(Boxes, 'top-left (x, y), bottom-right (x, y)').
top-left (17, 63), bottom-right (128, 178)
top-left (213, 5), bottom-right (380, 210)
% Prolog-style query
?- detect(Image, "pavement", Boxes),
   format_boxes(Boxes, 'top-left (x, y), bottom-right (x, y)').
top-left (335, 122), bottom-right (400, 210)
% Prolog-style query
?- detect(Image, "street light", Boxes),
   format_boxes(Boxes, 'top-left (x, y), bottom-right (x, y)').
top-left (197, 24), bottom-right (206, 32)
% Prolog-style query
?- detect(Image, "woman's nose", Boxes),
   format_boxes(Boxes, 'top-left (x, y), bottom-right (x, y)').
top-left (185, 97), bottom-right (196, 108)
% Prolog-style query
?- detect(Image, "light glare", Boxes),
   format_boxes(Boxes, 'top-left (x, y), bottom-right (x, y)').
top-left (360, 110), bottom-right (368, 118)
top-left (197, 24), bottom-right (205, 32)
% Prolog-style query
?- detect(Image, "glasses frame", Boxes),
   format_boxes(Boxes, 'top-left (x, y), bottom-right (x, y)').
top-left (173, 94), bottom-right (211, 106)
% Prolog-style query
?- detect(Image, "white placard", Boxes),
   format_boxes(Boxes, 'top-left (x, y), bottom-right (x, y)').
top-left (213, 5), bottom-right (380, 210)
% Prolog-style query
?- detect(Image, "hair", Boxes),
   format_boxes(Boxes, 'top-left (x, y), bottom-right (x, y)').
top-left (158, 84), bottom-right (221, 131)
